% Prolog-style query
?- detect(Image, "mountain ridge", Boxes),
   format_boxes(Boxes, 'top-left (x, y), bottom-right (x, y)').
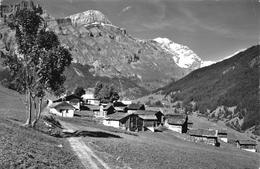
top-left (0, 6), bottom-right (205, 98)
top-left (160, 45), bottom-right (259, 131)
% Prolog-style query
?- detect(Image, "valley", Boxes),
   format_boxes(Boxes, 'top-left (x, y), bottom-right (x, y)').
top-left (0, 1), bottom-right (259, 169)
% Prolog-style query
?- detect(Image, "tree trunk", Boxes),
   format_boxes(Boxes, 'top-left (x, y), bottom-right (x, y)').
top-left (25, 92), bottom-right (32, 127)
top-left (32, 98), bottom-right (42, 127)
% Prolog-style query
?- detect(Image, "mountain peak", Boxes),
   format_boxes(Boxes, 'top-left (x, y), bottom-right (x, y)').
top-left (67, 10), bottom-right (112, 26)
top-left (154, 37), bottom-right (202, 69)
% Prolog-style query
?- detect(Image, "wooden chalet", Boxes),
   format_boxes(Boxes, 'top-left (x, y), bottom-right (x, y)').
top-left (164, 114), bottom-right (188, 133)
top-left (236, 140), bottom-right (257, 152)
top-left (98, 103), bottom-right (115, 118)
top-left (187, 129), bottom-right (219, 146)
top-left (103, 113), bottom-right (138, 131)
top-left (113, 101), bottom-right (127, 113)
top-left (80, 105), bottom-right (100, 117)
top-left (127, 103), bottom-right (145, 113)
top-left (49, 101), bottom-right (76, 118)
top-left (133, 110), bottom-right (164, 132)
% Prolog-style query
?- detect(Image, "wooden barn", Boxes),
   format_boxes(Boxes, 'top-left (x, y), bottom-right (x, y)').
top-left (98, 103), bottom-right (115, 118)
top-left (236, 140), bottom-right (257, 152)
top-left (134, 110), bottom-right (164, 132)
top-left (187, 129), bottom-right (219, 146)
top-left (113, 101), bottom-right (127, 113)
top-left (103, 113), bottom-right (138, 131)
top-left (127, 103), bottom-right (145, 114)
top-left (164, 114), bottom-right (188, 133)
top-left (80, 105), bottom-right (101, 117)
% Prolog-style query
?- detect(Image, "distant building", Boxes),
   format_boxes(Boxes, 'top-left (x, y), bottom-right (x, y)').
top-left (49, 102), bottom-right (76, 118)
top-left (113, 101), bottom-right (127, 113)
top-left (97, 103), bottom-right (115, 118)
top-left (81, 91), bottom-right (100, 105)
top-left (187, 129), bottom-right (219, 146)
top-left (127, 103), bottom-right (145, 114)
top-left (53, 94), bottom-right (82, 110)
top-left (133, 110), bottom-right (164, 132)
top-left (236, 140), bottom-right (257, 153)
top-left (81, 105), bottom-right (100, 117)
top-left (103, 113), bottom-right (138, 131)
top-left (217, 129), bottom-right (228, 143)
top-left (164, 114), bottom-right (188, 133)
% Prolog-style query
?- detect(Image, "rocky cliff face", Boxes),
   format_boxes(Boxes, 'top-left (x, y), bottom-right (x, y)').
top-left (0, 8), bottom-right (202, 98)
top-left (68, 10), bottom-right (112, 26)
top-left (44, 10), bottom-right (201, 90)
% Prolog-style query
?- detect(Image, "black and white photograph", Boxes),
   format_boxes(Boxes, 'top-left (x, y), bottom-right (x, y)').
top-left (0, 0), bottom-right (259, 168)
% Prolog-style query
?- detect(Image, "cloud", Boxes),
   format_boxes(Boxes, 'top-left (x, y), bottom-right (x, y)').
top-left (121, 6), bottom-right (132, 13)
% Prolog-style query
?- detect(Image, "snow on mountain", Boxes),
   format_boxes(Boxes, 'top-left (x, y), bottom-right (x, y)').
top-left (154, 37), bottom-right (202, 69)
top-left (201, 61), bottom-right (216, 67)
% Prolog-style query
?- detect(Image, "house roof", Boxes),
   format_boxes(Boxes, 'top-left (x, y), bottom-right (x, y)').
top-left (217, 129), bottom-right (228, 135)
top-left (127, 103), bottom-right (145, 110)
top-left (167, 118), bottom-right (186, 125)
top-left (165, 114), bottom-right (187, 125)
top-left (114, 106), bottom-right (126, 112)
top-left (53, 94), bottom-right (82, 103)
top-left (138, 115), bottom-right (158, 120)
top-left (105, 112), bottom-right (131, 121)
top-left (237, 140), bottom-right (257, 145)
top-left (85, 105), bottom-right (100, 111)
top-left (187, 129), bottom-right (217, 137)
top-left (53, 102), bottom-right (75, 110)
top-left (103, 103), bottom-right (114, 110)
top-left (113, 101), bottom-right (127, 107)
top-left (134, 110), bottom-right (162, 116)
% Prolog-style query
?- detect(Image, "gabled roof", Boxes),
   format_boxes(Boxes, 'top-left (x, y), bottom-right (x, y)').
top-left (53, 94), bottom-right (82, 103)
top-left (127, 103), bottom-right (145, 110)
top-left (103, 103), bottom-right (114, 110)
top-left (53, 102), bottom-right (75, 110)
top-left (134, 110), bottom-right (162, 116)
top-left (237, 140), bottom-right (257, 145)
top-left (187, 129), bottom-right (217, 137)
top-left (105, 112), bottom-right (132, 121)
top-left (165, 114), bottom-right (187, 125)
top-left (217, 129), bottom-right (228, 135)
top-left (113, 101), bottom-right (127, 107)
top-left (138, 115), bottom-right (157, 120)
top-left (85, 105), bottom-right (100, 111)
top-left (114, 106), bottom-right (127, 112)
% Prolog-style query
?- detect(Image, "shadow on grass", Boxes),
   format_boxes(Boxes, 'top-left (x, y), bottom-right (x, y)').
top-left (62, 130), bottom-right (121, 138)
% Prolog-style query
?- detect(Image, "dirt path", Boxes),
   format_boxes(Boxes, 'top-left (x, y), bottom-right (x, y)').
top-left (62, 122), bottom-right (111, 169)
top-left (68, 137), bottom-right (111, 169)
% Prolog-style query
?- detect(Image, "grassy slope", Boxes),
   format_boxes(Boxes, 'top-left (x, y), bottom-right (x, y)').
top-left (161, 45), bottom-right (259, 130)
top-left (0, 85), bottom-right (84, 169)
top-left (60, 116), bottom-right (260, 169)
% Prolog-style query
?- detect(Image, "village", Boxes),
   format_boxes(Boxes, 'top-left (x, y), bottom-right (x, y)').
top-left (47, 88), bottom-right (258, 153)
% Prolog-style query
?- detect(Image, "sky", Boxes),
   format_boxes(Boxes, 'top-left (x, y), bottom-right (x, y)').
top-left (3, 0), bottom-right (259, 61)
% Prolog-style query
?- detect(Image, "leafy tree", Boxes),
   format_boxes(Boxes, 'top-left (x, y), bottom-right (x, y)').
top-left (74, 86), bottom-right (85, 97)
top-left (1, 5), bottom-right (72, 127)
top-left (94, 81), bottom-right (119, 103)
top-left (94, 81), bottom-right (103, 99)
